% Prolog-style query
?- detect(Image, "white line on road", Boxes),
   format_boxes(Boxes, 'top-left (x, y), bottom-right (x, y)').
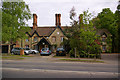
top-left (2, 67), bottom-right (119, 76)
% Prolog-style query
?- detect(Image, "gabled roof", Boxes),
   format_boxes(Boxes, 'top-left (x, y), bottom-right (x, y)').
top-left (48, 25), bottom-right (65, 37)
top-left (96, 29), bottom-right (112, 36)
top-left (28, 26), bottom-right (71, 37)
top-left (37, 37), bottom-right (51, 45)
top-left (31, 30), bottom-right (40, 37)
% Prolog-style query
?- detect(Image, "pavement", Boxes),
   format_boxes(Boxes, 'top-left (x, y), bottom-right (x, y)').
top-left (2, 53), bottom-right (120, 78)
top-left (27, 53), bottom-right (119, 64)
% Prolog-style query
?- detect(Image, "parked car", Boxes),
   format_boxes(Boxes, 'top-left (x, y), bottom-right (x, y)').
top-left (11, 47), bottom-right (31, 55)
top-left (23, 48), bottom-right (32, 55)
top-left (56, 48), bottom-right (66, 56)
top-left (29, 48), bottom-right (39, 54)
top-left (40, 48), bottom-right (51, 55)
top-left (23, 48), bottom-right (39, 54)
top-left (11, 47), bottom-right (21, 55)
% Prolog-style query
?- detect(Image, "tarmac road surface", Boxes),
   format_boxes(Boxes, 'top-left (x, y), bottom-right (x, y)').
top-left (2, 54), bottom-right (119, 78)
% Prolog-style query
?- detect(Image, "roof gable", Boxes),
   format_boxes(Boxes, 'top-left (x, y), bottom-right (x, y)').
top-left (48, 25), bottom-right (65, 37)
top-left (27, 26), bottom-right (70, 37)
top-left (96, 29), bottom-right (111, 36)
top-left (25, 32), bottom-right (31, 37)
top-left (31, 30), bottom-right (40, 37)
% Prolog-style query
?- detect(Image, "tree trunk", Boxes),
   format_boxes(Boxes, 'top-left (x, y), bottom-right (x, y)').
top-left (21, 39), bottom-right (23, 48)
top-left (74, 47), bottom-right (76, 58)
top-left (8, 44), bottom-right (11, 54)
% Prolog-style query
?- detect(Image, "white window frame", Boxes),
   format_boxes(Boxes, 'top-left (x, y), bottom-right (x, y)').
top-left (61, 37), bottom-right (63, 42)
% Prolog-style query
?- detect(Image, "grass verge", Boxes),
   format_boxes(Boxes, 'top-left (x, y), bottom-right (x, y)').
top-left (2, 53), bottom-right (33, 60)
top-left (60, 59), bottom-right (104, 63)
top-left (2, 57), bottom-right (24, 60)
top-left (2, 54), bottom-right (33, 57)
top-left (53, 55), bottom-right (69, 58)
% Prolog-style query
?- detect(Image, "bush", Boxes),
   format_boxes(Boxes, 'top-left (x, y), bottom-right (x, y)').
top-left (89, 54), bottom-right (96, 58)
top-left (69, 49), bottom-right (75, 58)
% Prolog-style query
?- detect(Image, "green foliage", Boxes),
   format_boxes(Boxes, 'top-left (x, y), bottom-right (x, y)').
top-left (93, 8), bottom-right (118, 52)
top-left (61, 38), bottom-right (71, 53)
top-left (0, 9), bottom-right (2, 42)
top-left (96, 8), bottom-right (117, 35)
top-left (67, 7), bottom-right (101, 58)
top-left (115, 1), bottom-right (120, 53)
top-left (106, 36), bottom-right (112, 53)
top-left (60, 59), bottom-right (104, 63)
top-left (69, 49), bottom-right (75, 58)
top-left (2, 1), bottom-right (31, 43)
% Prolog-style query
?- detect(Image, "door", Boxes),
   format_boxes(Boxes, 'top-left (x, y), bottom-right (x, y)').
top-left (39, 45), bottom-right (44, 52)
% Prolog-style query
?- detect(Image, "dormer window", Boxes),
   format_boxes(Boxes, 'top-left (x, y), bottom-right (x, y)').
top-left (102, 37), bottom-right (106, 41)
top-left (34, 37), bottom-right (38, 42)
top-left (101, 32), bottom-right (107, 42)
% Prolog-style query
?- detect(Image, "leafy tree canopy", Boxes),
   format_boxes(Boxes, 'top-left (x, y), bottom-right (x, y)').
top-left (65, 7), bottom-right (101, 58)
top-left (93, 8), bottom-right (117, 35)
top-left (93, 8), bottom-right (118, 52)
top-left (2, 1), bottom-right (31, 43)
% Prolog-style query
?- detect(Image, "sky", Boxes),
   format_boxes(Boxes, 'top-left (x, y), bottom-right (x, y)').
top-left (24, 0), bottom-right (118, 27)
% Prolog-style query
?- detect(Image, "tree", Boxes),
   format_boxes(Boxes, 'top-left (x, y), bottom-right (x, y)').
top-left (2, 1), bottom-right (31, 54)
top-left (115, 1), bottom-right (120, 53)
top-left (93, 8), bottom-right (118, 52)
top-left (78, 10), bottom-right (101, 58)
top-left (67, 7), bottom-right (101, 58)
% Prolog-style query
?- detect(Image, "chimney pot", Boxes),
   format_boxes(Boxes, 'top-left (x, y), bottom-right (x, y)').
top-left (33, 14), bottom-right (37, 30)
top-left (55, 14), bottom-right (61, 26)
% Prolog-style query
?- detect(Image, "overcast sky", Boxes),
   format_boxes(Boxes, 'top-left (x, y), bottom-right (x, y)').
top-left (24, 0), bottom-right (118, 27)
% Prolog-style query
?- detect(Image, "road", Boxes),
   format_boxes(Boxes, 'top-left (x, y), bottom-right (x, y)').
top-left (2, 54), bottom-right (119, 78)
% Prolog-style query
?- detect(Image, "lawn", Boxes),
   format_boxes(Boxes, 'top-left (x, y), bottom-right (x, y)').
top-left (2, 53), bottom-right (33, 60)
top-left (53, 55), bottom-right (69, 58)
top-left (60, 59), bottom-right (104, 63)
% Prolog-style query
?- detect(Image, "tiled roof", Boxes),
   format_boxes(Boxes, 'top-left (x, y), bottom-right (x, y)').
top-left (28, 26), bottom-right (111, 37)
top-left (96, 29), bottom-right (111, 36)
top-left (28, 26), bottom-right (71, 36)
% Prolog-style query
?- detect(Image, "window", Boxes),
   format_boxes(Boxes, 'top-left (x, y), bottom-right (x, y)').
top-left (101, 33), bottom-right (107, 42)
top-left (26, 39), bottom-right (29, 42)
top-left (34, 37), bottom-right (38, 42)
top-left (102, 46), bottom-right (106, 51)
top-left (52, 36), bottom-right (56, 43)
top-left (61, 37), bottom-right (63, 42)
top-left (102, 37), bottom-right (106, 41)
top-left (53, 46), bottom-right (55, 50)
top-left (25, 45), bottom-right (29, 48)
top-left (57, 32), bottom-right (59, 35)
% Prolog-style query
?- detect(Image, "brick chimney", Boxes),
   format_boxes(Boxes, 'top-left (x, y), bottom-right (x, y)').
top-left (55, 14), bottom-right (61, 26)
top-left (33, 14), bottom-right (37, 30)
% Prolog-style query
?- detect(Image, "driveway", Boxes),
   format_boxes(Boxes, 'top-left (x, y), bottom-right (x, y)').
top-left (101, 53), bottom-right (119, 64)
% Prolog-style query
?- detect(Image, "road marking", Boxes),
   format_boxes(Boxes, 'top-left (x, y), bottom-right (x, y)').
top-left (2, 67), bottom-right (119, 76)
